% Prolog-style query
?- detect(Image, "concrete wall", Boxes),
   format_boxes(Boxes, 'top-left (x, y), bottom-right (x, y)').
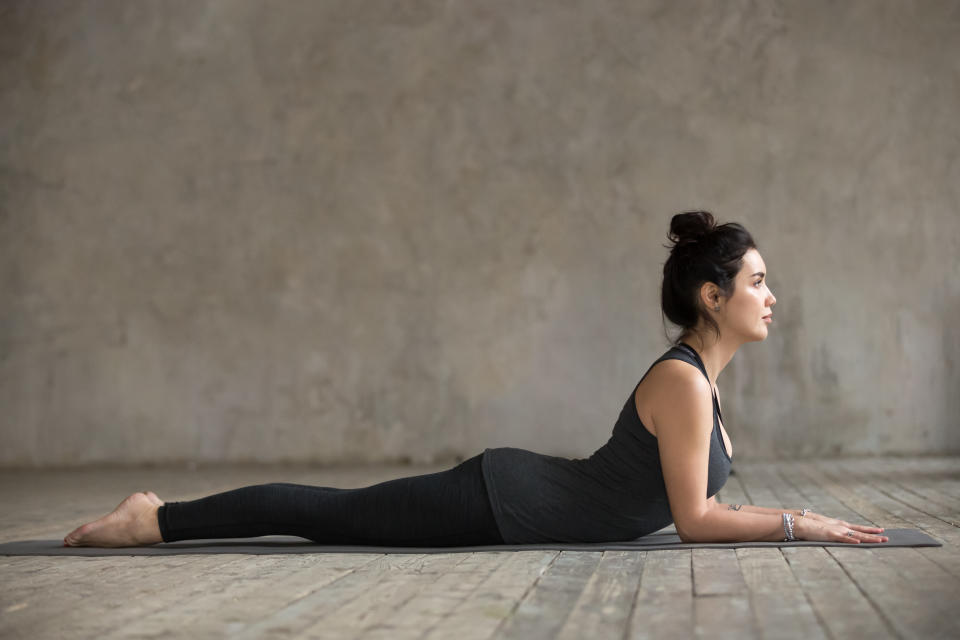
top-left (2, 0), bottom-right (958, 467)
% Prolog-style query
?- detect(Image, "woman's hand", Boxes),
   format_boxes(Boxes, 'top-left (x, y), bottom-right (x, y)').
top-left (795, 511), bottom-right (889, 543)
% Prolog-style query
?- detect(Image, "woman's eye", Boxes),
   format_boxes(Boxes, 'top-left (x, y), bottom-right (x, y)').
top-left (754, 280), bottom-right (763, 287)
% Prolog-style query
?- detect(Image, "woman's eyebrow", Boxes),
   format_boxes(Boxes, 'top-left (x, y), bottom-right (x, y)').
top-left (751, 271), bottom-right (765, 277)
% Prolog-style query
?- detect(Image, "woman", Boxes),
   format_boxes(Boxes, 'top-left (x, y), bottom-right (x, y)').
top-left (64, 211), bottom-right (888, 547)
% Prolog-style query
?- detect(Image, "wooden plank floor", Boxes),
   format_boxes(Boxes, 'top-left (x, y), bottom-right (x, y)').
top-left (1, 456), bottom-right (958, 639)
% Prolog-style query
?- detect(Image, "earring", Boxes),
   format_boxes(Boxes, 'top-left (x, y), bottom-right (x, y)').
top-left (714, 306), bottom-right (720, 311)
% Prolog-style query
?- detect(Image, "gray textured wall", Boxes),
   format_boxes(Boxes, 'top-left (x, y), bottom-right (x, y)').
top-left (2, 1), bottom-right (958, 467)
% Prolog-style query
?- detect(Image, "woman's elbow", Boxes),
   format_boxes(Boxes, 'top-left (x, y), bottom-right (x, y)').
top-left (675, 514), bottom-right (708, 543)
top-left (675, 523), bottom-right (696, 543)
top-left (678, 529), bottom-right (702, 543)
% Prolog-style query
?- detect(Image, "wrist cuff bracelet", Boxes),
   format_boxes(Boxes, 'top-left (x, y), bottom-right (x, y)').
top-left (782, 513), bottom-right (796, 541)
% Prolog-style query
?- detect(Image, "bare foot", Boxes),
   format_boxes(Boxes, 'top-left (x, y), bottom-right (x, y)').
top-left (64, 492), bottom-right (163, 547)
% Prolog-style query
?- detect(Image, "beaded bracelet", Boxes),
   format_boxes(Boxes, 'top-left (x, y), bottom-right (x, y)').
top-left (782, 513), bottom-right (796, 541)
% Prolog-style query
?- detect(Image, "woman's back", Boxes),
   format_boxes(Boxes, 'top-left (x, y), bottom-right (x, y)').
top-left (481, 342), bottom-right (732, 544)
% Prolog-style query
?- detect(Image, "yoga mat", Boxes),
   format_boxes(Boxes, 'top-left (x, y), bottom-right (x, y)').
top-left (0, 528), bottom-right (939, 556)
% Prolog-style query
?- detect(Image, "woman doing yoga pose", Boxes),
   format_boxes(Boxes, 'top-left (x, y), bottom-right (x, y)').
top-left (64, 211), bottom-right (888, 547)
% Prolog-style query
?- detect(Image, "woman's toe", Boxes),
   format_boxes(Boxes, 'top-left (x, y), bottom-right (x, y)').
top-left (63, 525), bottom-right (85, 546)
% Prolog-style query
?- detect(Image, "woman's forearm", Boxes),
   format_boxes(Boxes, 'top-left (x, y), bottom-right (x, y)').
top-left (701, 501), bottom-right (887, 544)
top-left (719, 502), bottom-right (800, 517)
top-left (684, 508), bottom-right (786, 542)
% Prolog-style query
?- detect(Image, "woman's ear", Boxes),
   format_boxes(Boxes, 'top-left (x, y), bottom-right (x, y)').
top-left (699, 282), bottom-right (722, 312)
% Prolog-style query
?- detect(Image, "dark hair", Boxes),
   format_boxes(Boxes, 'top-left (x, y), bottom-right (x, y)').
top-left (661, 211), bottom-right (757, 345)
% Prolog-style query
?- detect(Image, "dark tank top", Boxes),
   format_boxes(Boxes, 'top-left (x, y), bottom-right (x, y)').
top-left (481, 341), bottom-right (732, 543)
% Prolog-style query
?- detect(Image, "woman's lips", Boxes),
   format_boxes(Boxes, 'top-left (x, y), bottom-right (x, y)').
top-left (763, 315), bottom-right (772, 323)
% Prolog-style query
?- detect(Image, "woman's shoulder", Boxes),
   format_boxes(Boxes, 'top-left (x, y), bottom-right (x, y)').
top-left (639, 356), bottom-right (710, 396)
top-left (639, 346), bottom-right (707, 388)
top-left (634, 350), bottom-right (712, 424)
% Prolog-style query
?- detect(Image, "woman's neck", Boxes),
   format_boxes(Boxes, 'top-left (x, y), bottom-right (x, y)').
top-left (678, 332), bottom-right (739, 388)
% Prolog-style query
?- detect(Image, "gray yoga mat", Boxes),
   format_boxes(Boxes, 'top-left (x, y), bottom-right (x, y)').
top-left (0, 528), bottom-right (939, 556)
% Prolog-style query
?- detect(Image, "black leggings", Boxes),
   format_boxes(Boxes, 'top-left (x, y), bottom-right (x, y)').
top-left (156, 452), bottom-right (505, 546)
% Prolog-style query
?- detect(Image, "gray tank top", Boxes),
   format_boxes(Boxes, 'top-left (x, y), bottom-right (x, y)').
top-left (481, 342), bottom-right (732, 543)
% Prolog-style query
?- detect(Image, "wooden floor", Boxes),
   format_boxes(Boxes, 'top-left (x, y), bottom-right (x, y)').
top-left (1, 456), bottom-right (958, 639)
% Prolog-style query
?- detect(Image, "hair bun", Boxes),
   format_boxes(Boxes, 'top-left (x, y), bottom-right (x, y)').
top-left (668, 210), bottom-right (717, 247)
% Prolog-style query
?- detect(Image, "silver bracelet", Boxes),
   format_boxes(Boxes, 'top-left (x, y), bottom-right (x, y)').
top-left (782, 513), bottom-right (796, 541)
